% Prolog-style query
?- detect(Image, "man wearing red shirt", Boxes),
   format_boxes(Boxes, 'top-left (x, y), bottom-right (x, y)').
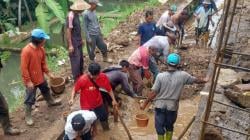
top-left (69, 62), bottom-right (118, 130)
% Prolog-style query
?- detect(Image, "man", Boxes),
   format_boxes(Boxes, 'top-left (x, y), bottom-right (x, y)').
top-left (21, 29), bottom-right (61, 126)
top-left (199, 0), bottom-right (218, 12)
top-left (194, 0), bottom-right (214, 45)
top-left (67, 0), bottom-right (90, 82)
top-left (137, 10), bottom-right (156, 45)
top-left (0, 58), bottom-right (20, 135)
top-left (171, 9), bottom-right (189, 46)
top-left (142, 33), bottom-right (177, 79)
top-left (83, 0), bottom-right (112, 63)
top-left (140, 53), bottom-right (207, 140)
top-left (128, 46), bottom-right (157, 96)
top-left (156, 5), bottom-right (177, 36)
top-left (69, 63), bottom-right (118, 131)
top-left (103, 60), bottom-right (137, 97)
top-left (64, 110), bottom-right (97, 140)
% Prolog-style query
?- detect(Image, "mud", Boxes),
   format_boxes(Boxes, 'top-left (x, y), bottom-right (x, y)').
top-left (4, 0), bottom-right (215, 140)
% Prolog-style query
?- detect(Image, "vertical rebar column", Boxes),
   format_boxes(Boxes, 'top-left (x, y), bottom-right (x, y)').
top-left (235, 0), bottom-right (245, 43)
top-left (199, 0), bottom-right (232, 139)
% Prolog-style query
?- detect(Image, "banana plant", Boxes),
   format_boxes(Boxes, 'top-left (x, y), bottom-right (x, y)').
top-left (35, 0), bottom-right (67, 34)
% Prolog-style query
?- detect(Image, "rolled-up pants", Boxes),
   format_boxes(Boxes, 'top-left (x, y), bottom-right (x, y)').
top-left (128, 64), bottom-right (143, 95)
top-left (0, 92), bottom-right (11, 131)
top-left (69, 45), bottom-right (84, 81)
top-left (86, 35), bottom-right (108, 61)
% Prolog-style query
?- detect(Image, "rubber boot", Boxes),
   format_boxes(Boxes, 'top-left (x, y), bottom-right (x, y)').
top-left (165, 131), bottom-right (173, 140)
top-left (25, 104), bottom-right (34, 126)
top-left (158, 135), bottom-right (164, 140)
top-left (100, 121), bottom-right (110, 131)
top-left (4, 127), bottom-right (20, 135)
top-left (43, 93), bottom-right (61, 107)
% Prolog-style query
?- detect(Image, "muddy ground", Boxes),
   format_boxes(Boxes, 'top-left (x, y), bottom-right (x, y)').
top-left (4, 1), bottom-right (213, 140)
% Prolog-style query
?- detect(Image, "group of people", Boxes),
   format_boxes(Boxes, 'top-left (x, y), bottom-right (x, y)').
top-left (0, 0), bottom-right (216, 139)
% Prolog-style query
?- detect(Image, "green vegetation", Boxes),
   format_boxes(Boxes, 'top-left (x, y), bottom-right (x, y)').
top-left (100, 0), bottom-right (159, 37)
top-left (47, 46), bottom-right (68, 73)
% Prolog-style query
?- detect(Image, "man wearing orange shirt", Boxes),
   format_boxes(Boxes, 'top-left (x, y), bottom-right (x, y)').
top-left (21, 29), bottom-right (61, 126)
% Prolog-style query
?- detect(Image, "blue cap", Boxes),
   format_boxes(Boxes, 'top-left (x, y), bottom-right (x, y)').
top-left (71, 114), bottom-right (86, 131)
top-left (31, 28), bottom-right (50, 40)
top-left (167, 53), bottom-right (181, 66)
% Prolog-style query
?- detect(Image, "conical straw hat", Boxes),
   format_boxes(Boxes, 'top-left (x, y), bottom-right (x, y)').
top-left (158, 0), bottom-right (168, 4)
top-left (70, 0), bottom-right (90, 11)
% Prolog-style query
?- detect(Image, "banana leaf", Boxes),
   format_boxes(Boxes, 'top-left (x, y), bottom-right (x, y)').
top-left (35, 3), bottom-right (50, 33)
top-left (51, 21), bottom-right (63, 34)
top-left (45, 0), bottom-right (65, 23)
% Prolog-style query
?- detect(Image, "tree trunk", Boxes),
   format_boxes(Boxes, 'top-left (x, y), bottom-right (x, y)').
top-left (23, 0), bottom-right (34, 26)
top-left (18, 0), bottom-right (22, 30)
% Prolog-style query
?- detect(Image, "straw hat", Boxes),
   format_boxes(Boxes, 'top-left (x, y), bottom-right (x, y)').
top-left (70, 0), bottom-right (91, 11)
top-left (158, 0), bottom-right (168, 4)
top-left (203, 0), bottom-right (211, 5)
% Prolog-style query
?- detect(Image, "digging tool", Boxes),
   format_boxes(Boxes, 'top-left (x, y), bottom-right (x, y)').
top-left (117, 111), bottom-right (133, 140)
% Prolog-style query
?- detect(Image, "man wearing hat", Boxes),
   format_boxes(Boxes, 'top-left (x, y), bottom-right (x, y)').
top-left (194, 0), bottom-right (214, 45)
top-left (156, 5), bottom-right (177, 36)
top-left (21, 28), bottom-right (61, 126)
top-left (67, 0), bottom-right (90, 82)
top-left (140, 53), bottom-right (208, 140)
top-left (0, 58), bottom-right (20, 136)
top-left (83, 0), bottom-right (113, 63)
top-left (64, 110), bottom-right (97, 140)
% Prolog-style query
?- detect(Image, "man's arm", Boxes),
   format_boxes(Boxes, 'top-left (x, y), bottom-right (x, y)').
top-left (66, 12), bottom-right (74, 53)
top-left (137, 24), bottom-right (143, 45)
top-left (120, 73), bottom-right (137, 97)
top-left (83, 13), bottom-right (91, 43)
top-left (20, 49), bottom-right (32, 86)
top-left (140, 91), bottom-right (156, 110)
top-left (69, 82), bottom-right (81, 105)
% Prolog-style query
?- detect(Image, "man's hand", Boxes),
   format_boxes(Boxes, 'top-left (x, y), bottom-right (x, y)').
top-left (68, 45), bottom-right (74, 54)
top-left (144, 69), bottom-right (151, 80)
top-left (48, 73), bottom-right (55, 79)
top-left (26, 82), bottom-right (34, 90)
top-left (140, 101), bottom-right (148, 110)
top-left (68, 98), bottom-right (74, 106)
top-left (112, 100), bottom-right (118, 110)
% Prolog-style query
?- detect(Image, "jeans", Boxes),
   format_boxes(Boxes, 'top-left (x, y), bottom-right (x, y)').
top-left (128, 64), bottom-right (143, 96)
top-left (24, 81), bottom-right (50, 106)
top-left (86, 35), bottom-right (108, 61)
top-left (91, 104), bottom-right (108, 122)
top-left (155, 108), bottom-right (177, 135)
top-left (149, 56), bottom-right (159, 81)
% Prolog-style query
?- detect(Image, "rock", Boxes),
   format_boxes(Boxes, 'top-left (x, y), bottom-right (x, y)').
top-left (114, 37), bottom-right (130, 46)
top-left (218, 69), bottom-right (239, 87)
top-left (224, 89), bottom-right (250, 108)
top-left (233, 84), bottom-right (250, 92)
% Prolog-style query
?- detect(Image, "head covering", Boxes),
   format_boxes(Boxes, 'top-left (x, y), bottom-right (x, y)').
top-left (170, 4), bottom-right (177, 13)
top-left (203, 0), bottom-right (211, 5)
top-left (88, 0), bottom-right (103, 6)
top-left (71, 114), bottom-right (86, 131)
top-left (31, 28), bottom-right (50, 40)
top-left (70, 0), bottom-right (91, 11)
top-left (167, 53), bottom-right (180, 66)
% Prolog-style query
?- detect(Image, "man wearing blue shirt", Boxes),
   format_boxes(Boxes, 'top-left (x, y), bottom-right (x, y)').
top-left (137, 10), bottom-right (156, 45)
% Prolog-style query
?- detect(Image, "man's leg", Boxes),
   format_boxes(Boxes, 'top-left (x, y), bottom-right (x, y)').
top-left (69, 47), bottom-right (81, 81)
top-left (128, 65), bottom-right (144, 96)
top-left (149, 56), bottom-right (159, 81)
top-left (86, 35), bottom-right (97, 61)
top-left (38, 81), bottom-right (61, 107)
top-left (93, 104), bottom-right (109, 131)
top-left (24, 87), bottom-right (37, 126)
top-left (96, 35), bottom-right (112, 62)
top-left (155, 108), bottom-right (166, 140)
top-left (79, 45), bottom-right (84, 75)
top-left (0, 92), bottom-right (20, 135)
top-left (165, 110), bottom-right (177, 140)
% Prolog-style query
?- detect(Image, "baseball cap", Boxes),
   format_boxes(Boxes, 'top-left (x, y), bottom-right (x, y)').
top-left (89, 0), bottom-right (103, 6)
top-left (71, 114), bottom-right (86, 131)
top-left (31, 28), bottom-right (50, 40)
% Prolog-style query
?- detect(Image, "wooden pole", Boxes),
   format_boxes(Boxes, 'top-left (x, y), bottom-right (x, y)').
top-left (23, 0), bottom-right (34, 26)
top-left (118, 112), bottom-right (133, 140)
top-left (18, 0), bottom-right (22, 30)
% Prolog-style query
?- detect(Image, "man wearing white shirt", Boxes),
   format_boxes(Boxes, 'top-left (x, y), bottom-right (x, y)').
top-left (64, 110), bottom-right (97, 140)
top-left (194, 0), bottom-right (214, 45)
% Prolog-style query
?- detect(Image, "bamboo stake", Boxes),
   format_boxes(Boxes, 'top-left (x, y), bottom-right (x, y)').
top-left (18, 0), bottom-right (22, 30)
top-left (118, 111), bottom-right (133, 140)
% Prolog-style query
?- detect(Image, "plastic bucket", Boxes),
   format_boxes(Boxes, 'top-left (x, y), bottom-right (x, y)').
top-left (135, 114), bottom-right (149, 127)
